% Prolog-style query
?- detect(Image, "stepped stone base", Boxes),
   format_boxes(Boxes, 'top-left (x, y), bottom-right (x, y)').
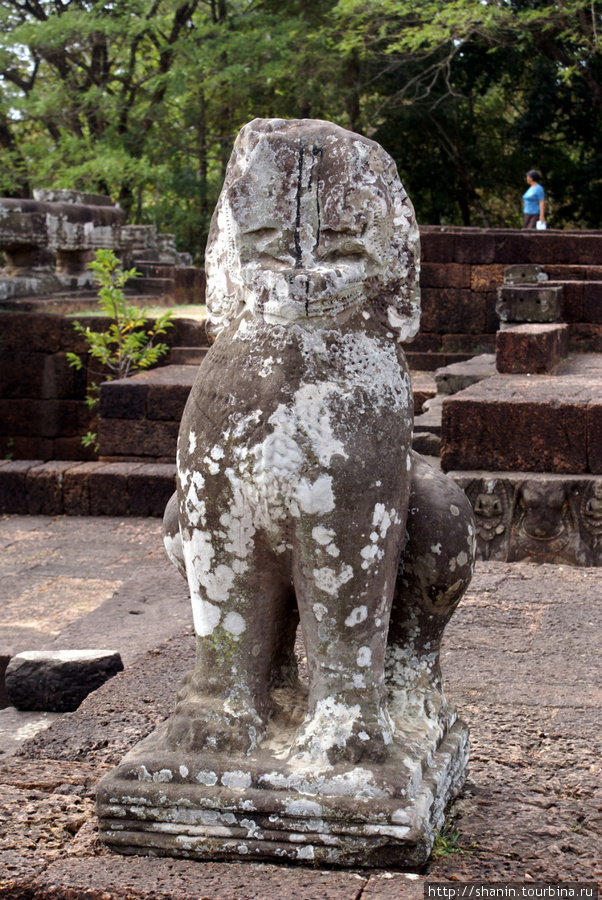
top-left (97, 704), bottom-right (469, 867)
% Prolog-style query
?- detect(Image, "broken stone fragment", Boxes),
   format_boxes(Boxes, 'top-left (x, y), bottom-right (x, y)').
top-left (5, 649), bottom-right (123, 712)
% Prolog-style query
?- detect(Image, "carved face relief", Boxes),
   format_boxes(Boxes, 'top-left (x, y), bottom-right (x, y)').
top-left (473, 492), bottom-right (504, 539)
top-left (205, 118), bottom-right (420, 339)
top-left (518, 482), bottom-right (568, 542)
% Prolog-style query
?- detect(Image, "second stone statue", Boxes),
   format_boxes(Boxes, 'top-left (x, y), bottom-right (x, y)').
top-left (97, 117), bottom-right (476, 866)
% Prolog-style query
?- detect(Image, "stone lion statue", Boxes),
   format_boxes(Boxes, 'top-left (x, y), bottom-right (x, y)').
top-left (163, 117), bottom-right (475, 767)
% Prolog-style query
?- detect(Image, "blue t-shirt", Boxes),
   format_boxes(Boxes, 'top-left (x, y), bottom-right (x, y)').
top-left (522, 183), bottom-right (545, 214)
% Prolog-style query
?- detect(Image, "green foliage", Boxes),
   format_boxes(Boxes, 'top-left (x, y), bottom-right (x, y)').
top-left (67, 248), bottom-right (173, 382)
top-left (66, 248), bottom-right (173, 451)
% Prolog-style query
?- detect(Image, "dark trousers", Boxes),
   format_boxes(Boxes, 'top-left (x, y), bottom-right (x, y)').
top-left (523, 213), bottom-right (539, 229)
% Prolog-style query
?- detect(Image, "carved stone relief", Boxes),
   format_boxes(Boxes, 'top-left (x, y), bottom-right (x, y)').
top-left (455, 473), bottom-right (602, 566)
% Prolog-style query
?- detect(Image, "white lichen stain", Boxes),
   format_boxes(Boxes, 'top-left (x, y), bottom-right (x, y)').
top-left (356, 646), bottom-right (372, 667)
top-left (312, 603), bottom-right (328, 622)
top-left (221, 770), bottom-right (252, 790)
top-left (345, 605), bottom-right (368, 627)
top-left (223, 611), bottom-right (247, 636)
top-left (313, 564), bottom-right (353, 596)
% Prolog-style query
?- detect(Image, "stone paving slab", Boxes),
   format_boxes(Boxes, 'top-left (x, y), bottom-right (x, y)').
top-left (0, 518), bottom-right (601, 895)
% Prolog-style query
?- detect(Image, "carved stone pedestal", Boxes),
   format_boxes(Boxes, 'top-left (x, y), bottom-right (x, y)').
top-left (97, 699), bottom-right (468, 867)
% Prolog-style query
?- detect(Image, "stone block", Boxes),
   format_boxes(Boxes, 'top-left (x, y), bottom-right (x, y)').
top-left (169, 347), bottom-right (209, 366)
top-left (39, 399), bottom-right (89, 439)
top-left (147, 383), bottom-right (194, 421)
top-left (588, 405), bottom-right (602, 474)
top-left (88, 463), bottom-right (143, 515)
top-left (528, 232), bottom-right (582, 265)
top-left (25, 461), bottom-right (72, 515)
top-left (496, 285), bottom-right (563, 323)
top-left (0, 312), bottom-right (62, 353)
top-left (0, 352), bottom-right (46, 399)
top-left (5, 649), bottom-right (123, 712)
top-left (405, 352), bottom-right (449, 371)
top-left (583, 282), bottom-right (602, 323)
top-left (0, 436), bottom-right (53, 461)
top-left (557, 281), bottom-right (584, 322)
top-left (173, 266), bottom-right (206, 304)
top-left (168, 318), bottom-right (210, 348)
top-left (495, 324), bottom-right (569, 374)
top-left (98, 419), bottom-right (180, 459)
top-left (435, 354), bottom-right (496, 394)
top-left (0, 460), bottom-right (43, 513)
top-left (0, 210), bottom-right (48, 248)
top-left (42, 352), bottom-right (87, 400)
top-left (418, 229), bottom-right (455, 263)
top-left (53, 435), bottom-right (96, 461)
top-left (127, 464), bottom-right (177, 517)
top-left (441, 375), bottom-right (600, 474)
top-left (492, 231), bottom-right (531, 264)
top-left (0, 399), bottom-right (45, 437)
top-left (99, 379), bottom-right (148, 420)
top-left (420, 288), bottom-right (488, 333)
top-left (419, 262), bottom-right (470, 288)
top-left (577, 234), bottom-right (602, 265)
top-left (470, 264), bottom-right (505, 292)
top-left (60, 315), bottom-right (109, 352)
top-left (441, 333), bottom-right (496, 353)
top-left (545, 265), bottom-right (587, 281)
top-left (62, 461), bottom-right (101, 514)
top-left (454, 231), bottom-right (496, 264)
top-left (503, 263), bottom-right (547, 284)
top-left (569, 324), bottom-right (602, 353)
top-left (404, 333), bottom-right (442, 352)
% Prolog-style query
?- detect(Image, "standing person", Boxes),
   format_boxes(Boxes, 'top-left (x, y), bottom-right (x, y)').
top-left (522, 169), bottom-right (546, 229)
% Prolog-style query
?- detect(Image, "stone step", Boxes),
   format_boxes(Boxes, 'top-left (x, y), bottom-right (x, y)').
top-left (98, 365), bottom-right (199, 462)
top-left (0, 459), bottom-right (176, 516)
top-left (435, 353), bottom-right (496, 395)
top-left (441, 372), bottom-right (602, 474)
top-left (170, 346), bottom-right (209, 366)
top-left (496, 284), bottom-right (563, 324)
top-left (0, 292), bottom-right (173, 315)
top-left (405, 351), bottom-right (477, 371)
top-left (413, 394), bottom-right (444, 436)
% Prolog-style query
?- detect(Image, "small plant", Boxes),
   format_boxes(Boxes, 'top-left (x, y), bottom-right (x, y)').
top-left (67, 249), bottom-right (173, 451)
top-left (431, 820), bottom-right (465, 859)
top-left (4, 438), bottom-right (15, 460)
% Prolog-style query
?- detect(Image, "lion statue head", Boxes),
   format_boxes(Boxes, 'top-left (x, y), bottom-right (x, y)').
top-left (205, 117), bottom-right (420, 342)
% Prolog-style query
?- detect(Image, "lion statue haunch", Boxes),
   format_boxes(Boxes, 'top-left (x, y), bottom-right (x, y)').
top-left (163, 118), bottom-right (475, 767)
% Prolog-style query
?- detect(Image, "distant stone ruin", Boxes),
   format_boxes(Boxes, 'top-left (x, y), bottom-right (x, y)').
top-left (0, 189), bottom-right (191, 303)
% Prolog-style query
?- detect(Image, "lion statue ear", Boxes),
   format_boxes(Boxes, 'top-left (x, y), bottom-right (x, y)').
top-left (204, 117), bottom-right (421, 344)
top-left (374, 175), bottom-right (421, 344)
